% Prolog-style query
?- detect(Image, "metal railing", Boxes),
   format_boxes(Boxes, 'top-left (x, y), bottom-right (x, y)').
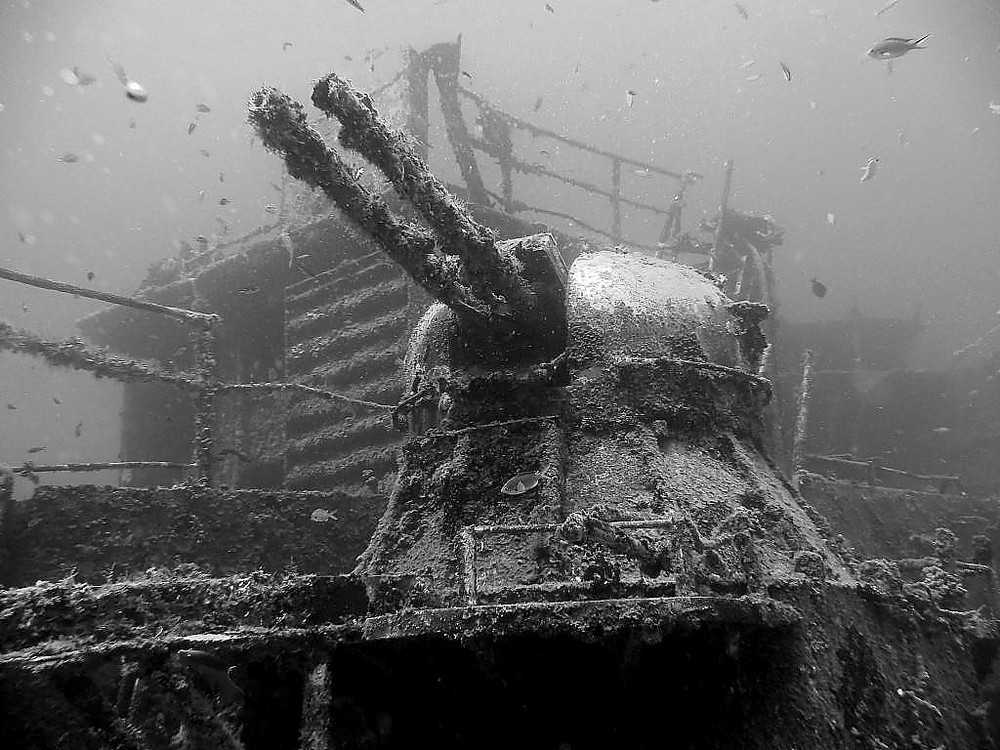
top-left (455, 86), bottom-right (695, 252)
top-left (0, 266), bottom-right (392, 486)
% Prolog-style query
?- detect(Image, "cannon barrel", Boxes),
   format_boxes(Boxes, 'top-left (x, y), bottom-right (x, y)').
top-left (248, 80), bottom-right (545, 333)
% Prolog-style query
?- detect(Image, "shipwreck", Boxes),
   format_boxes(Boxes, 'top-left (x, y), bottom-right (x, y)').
top-left (2, 39), bottom-right (1000, 749)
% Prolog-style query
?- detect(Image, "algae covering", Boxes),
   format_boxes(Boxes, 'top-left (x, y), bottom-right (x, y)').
top-left (0, 573), bottom-right (995, 748)
top-left (2, 61), bottom-right (1000, 750)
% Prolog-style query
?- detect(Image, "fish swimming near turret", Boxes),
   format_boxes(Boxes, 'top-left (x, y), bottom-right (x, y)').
top-left (866, 34), bottom-right (930, 60)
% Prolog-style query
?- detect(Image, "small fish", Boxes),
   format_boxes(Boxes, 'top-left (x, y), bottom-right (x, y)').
top-left (809, 100), bottom-right (818, 110)
top-left (282, 41), bottom-right (293, 51)
top-left (187, 120), bottom-right (198, 135)
top-left (52, 396), bottom-right (61, 404)
top-left (810, 277), bottom-right (827, 298)
top-left (740, 59), bottom-right (756, 69)
top-left (808, 8), bottom-right (828, 18)
top-left (172, 650), bottom-right (242, 703)
top-left (86, 271), bottom-right (95, 281)
top-left (269, 182), bottom-right (282, 192)
top-left (311, 508), bottom-right (339, 523)
top-left (21, 303), bottom-right (28, 312)
top-left (859, 156), bottom-right (879, 183)
top-left (219, 172), bottom-right (225, 183)
top-left (196, 103), bottom-right (211, 113)
top-left (237, 286), bottom-right (259, 296)
top-left (72, 66), bottom-right (97, 86)
top-left (218, 196), bottom-right (231, 206)
top-left (27, 446), bottom-right (47, 454)
top-left (5, 404), bottom-right (16, 410)
top-left (109, 57), bottom-right (149, 102)
top-left (932, 427), bottom-right (952, 434)
top-left (989, 102), bottom-right (1000, 116)
top-left (58, 152), bottom-right (79, 163)
top-left (867, 34), bottom-right (930, 60)
top-left (779, 61), bottom-right (792, 82)
top-left (199, 148), bottom-right (210, 157)
top-left (352, 165), bottom-right (365, 181)
top-left (533, 96), bottom-right (544, 112)
top-left (501, 472), bottom-right (542, 496)
top-left (342, 0), bottom-right (365, 11)
top-left (124, 79), bottom-right (148, 102)
top-left (264, 203), bottom-right (279, 214)
top-left (632, 167), bottom-right (653, 178)
top-left (875, 0), bottom-right (900, 17)
top-left (897, 130), bottom-right (907, 145)
top-left (745, 74), bottom-right (762, 82)
top-left (18, 231), bottom-right (27, 243)
top-left (197, 189), bottom-right (205, 202)
top-left (461, 70), bottom-right (473, 79)
top-left (734, 3), bottom-right (749, 20)
top-left (194, 235), bottom-right (209, 246)
top-left (826, 213), bottom-right (836, 226)
top-left (545, 2), bottom-right (555, 12)
top-left (128, 119), bottom-right (137, 130)
top-left (626, 89), bottom-right (637, 108)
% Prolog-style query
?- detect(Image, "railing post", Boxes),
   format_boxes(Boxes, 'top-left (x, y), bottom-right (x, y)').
top-left (499, 119), bottom-right (515, 213)
top-left (429, 36), bottom-right (490, 204)
top-left (460, 526), bottom-right (478, 606)
top-left (710, 159), bottom-right (734, 273)
top-left (610, 158), bottom-right (622, 242)
top-left (791, 349), bottom-right (814, 490)
top-left (191, 326), bottom-right (217, 485)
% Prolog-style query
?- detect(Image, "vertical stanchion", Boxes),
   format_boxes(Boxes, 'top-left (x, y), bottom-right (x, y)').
top-left (191, 325), bottom-right (217, 485)
top-left (710, 160), bottom-right (734, 272)
top-left (791, 349), bottom-right (814, 490)
top-left (610, 158), bottom-right (622, 242)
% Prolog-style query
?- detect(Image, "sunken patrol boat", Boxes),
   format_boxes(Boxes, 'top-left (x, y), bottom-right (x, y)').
top-left (1, 40), bottom-right (999, 750)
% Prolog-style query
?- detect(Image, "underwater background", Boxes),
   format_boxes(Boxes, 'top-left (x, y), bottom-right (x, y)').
top-left (1, 0), bottom-right (999, 488)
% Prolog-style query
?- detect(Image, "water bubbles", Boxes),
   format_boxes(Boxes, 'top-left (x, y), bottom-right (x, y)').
top-left (43, 31), bottom-right (56, 42)
top-left (21, 31), bottom-right (34, 43)
top-left (41, 85), bottom-right (55, 97)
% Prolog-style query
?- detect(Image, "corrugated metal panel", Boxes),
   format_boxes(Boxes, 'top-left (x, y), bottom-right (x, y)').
top-left (283, 239), bottom-right (411, 494)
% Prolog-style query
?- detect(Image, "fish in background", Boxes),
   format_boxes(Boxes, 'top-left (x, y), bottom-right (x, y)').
top-left (108, 57), bottom-right (148, 102)
top-left (172, 649), bottom-right (243, 703)
top-left (875, 0), bottom-right (900, 17)
top-left (810, 277), bottom-right (828, 298)
top-left (867, 34), bottom-right (930, 60)
top-left (779, 61), bottom-right (792, 82)
top-left (72, 66), bottom-right (97, 86)
top-left (859, 156), bottom-right (880, 183)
